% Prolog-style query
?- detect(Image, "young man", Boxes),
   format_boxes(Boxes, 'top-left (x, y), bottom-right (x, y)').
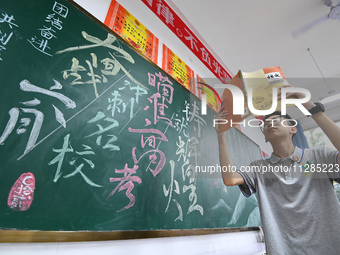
top-left (216, 87), bottom-right (340, 254)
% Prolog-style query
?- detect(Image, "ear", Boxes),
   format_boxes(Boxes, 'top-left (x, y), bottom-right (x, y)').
top-left (290, 126), bottom-right (297, 136)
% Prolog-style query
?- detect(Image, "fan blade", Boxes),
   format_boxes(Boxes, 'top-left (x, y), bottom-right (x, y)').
top-left (291, 14), bottom-right (329, 38)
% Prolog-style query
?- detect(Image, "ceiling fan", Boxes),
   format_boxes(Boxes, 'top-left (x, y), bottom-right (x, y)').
top-left (292, 0), bottom-right (340, 38)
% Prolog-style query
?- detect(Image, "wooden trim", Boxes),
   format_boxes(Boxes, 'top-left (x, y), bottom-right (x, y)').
top-left (0, 227), bottom-right (260, 243)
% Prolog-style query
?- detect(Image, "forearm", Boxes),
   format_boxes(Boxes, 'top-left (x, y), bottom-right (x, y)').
top-left (217, 133), bottom-right (241, 182)
top-left (312, 112), bottom-right (340, 151)
top-left (214, 109), bottom-right (244, 186)
top-left (305, 102), bottom-right (340, 151)
top-left (218, 134), bottom-right (232, 176)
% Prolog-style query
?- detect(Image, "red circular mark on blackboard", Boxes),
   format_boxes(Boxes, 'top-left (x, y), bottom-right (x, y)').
top-left (7, 172), bottom-right (35, 211)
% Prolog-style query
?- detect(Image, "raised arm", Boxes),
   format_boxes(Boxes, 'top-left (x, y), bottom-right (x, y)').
top-left (306, 102), bottom-right (340, 150)
top-left (215, 111), bottom-right (245, 186)
top-left (281, 86), bottom-right (340, 164)
top-left (304, 101), bottom-right (340, 165)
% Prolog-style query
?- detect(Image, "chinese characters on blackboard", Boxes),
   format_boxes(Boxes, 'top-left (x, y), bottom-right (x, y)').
top-left (0, 11), bottom-right (18, 61)
top-left (27, 1), bottom-right (68, 57)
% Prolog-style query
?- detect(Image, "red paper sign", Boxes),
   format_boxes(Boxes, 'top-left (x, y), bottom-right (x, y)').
top-left (105, 0), bottom-right (159, 63)
top-left (142, 0), bottom-right (232, 83)
top-left (162, 44), bottom-right (194, 92)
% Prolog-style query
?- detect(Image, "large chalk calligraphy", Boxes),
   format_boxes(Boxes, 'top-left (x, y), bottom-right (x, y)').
top-left (0, 79), bottom-right (76, 158)
top-left (57, 32), bottom-right (148, 94)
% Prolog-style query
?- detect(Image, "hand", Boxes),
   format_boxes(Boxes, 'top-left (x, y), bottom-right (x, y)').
top-left (278, 84), bottom-right (311, 100)
top-left (277, 84), bottom-right (306, 100)
top-left (278, 84), bottom-right (314, 110)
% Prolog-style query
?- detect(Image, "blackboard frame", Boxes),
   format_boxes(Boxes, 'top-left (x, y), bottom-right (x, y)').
top-left (0, 0), bottom-right (262, 241)
top-left (0, 227), bottom-right (260, 242)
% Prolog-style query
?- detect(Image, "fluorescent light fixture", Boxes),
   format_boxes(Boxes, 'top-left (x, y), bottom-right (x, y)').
top-left (319, 91), bottom-right (340, 104)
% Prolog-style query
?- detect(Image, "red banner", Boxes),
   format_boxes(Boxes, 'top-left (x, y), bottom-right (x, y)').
top-left (141, 0), bottom-right (232, 83)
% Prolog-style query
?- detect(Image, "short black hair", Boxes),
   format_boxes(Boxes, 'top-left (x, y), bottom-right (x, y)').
top-left (264, 111), bottom-right (296, 126)
top-left (263, 111), bottom-right (297, 138)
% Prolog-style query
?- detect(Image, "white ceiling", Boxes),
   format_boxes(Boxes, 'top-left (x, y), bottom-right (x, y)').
top-left (76, 0), bottom-right (340, 129)
top-left (167, 0), bottom-right (340, 129)
top-left (170, 0), bottom-right (340, 78)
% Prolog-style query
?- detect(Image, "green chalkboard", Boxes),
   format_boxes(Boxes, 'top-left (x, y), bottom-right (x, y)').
top-left (0, 0), bottom-right (261, 231)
